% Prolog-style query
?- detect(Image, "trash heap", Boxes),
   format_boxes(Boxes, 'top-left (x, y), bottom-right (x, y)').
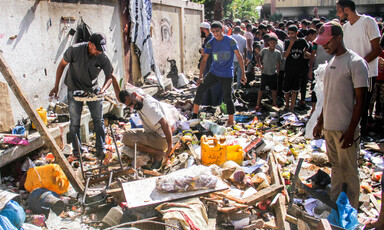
top-left (0, 82), bottom-right (383, 229)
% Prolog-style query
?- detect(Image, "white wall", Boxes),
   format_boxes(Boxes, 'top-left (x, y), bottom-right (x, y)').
top-left (0, 0), bottom-right (124, 123)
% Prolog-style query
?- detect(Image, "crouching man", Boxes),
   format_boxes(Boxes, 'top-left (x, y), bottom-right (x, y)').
top-left (111, 76), bottom-right (175, 169)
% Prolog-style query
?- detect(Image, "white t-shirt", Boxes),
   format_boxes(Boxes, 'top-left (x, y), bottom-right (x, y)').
top-left (231, 34), bottom-right (247, 62)
top-left (244, 31), bottom-right (254, 51)
top-left (343, 15), bottom-right (381, 78)
top-left (323, 50), bottom-right (368, 131)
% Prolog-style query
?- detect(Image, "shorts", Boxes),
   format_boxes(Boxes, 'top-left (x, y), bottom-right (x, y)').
top-left (283, 71), bottom-right (301, 93)
top-left (260, 74), bottom-right (278, 90)
top-left (370, 81), bottom-right (384, 104)
top-left (122, 128), bottom-right (168, 152)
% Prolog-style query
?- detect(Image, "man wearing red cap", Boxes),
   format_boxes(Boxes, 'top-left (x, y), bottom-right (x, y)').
top-left (49, 33), bottom-right (114, 159)
top-left (313, 21), bottom-right (368, 209)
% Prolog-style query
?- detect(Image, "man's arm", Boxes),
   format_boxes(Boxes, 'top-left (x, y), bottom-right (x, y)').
top-left (276, 58), bottom-right (280, 74)
top-left (234, 49), bottom-right (247, 84)
top-left (284, 39), bottom-right (295, 59)
top-left (308, 49), bottom-right (317, 79)
top-left (99, 74), bottom-right (113, 94)
top-left (364, 37), bottom-right (382, 64)
top-left (339, 87), bottom-right (367, 148)
top-left (247, 38), bottom-right (253, 53)
top-left (111, 75), bottom-right (121, 102)
top-left (313, 109), bottom-right (324, 139)
top-left (198, 53), bottom-right (209, 86)
top-left (158, 118), bottom-right (173, 158)
top-left (49, 58), bottom-right (68, 97)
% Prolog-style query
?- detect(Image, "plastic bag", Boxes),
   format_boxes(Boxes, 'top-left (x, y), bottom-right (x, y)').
top-left (327, 192), bottom-right (359, 230)
top-left (156, 165), bottom-right (218, 193)
top-left (0, 200), bottom-right (25, 229)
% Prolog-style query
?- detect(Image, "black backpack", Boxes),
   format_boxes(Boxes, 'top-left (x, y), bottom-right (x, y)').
top-left (75, 17), bottom-right (92, 43)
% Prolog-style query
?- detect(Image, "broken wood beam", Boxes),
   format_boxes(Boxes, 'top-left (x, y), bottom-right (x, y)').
top-left (0, 53), bottom-right (84, 193)
top-left (317, 219), bottom-right (332, 230)
top-left (274, 193), bottom-right (291, 230)
top-left (243, 184), bottom-right (284, 205)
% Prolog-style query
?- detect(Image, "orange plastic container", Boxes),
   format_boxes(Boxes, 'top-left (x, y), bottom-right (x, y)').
top-left (227, 145), bottom-right (245, 165)
top-left (32, 107), bottom-right (48, 129)
top-left (201, 135), bottom-right (227, 166)
top-left (24, 164), bottom-right (69, 195)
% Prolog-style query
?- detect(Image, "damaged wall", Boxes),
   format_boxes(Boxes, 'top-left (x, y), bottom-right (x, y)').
top-left (151, 0), bottom-right (203, 77)
top-left (0, 0), bottom-right (124, 123)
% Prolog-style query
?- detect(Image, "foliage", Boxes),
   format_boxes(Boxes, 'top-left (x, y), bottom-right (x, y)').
top-left (191, 0), bottom-right (263, 22)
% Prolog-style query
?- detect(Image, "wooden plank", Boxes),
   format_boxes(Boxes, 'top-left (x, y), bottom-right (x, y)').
top-left (274, 193), bottom-right (291, 230)
top-left (370, 194), bottom-right (381, 212)
top-left (317, 219), bottom-right (332, 230)
top-left (0, 82), bottom-right (14, 132)
top-left (268, 153), bottom-right (280, 185)
top-left (122, 176), bottom-right (228, 208)
top-left (243, 184), bottom-right (284, 205)
top-left (0, 53), bottom-right (84, 193)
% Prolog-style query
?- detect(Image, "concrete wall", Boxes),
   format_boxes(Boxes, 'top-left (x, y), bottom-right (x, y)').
top-left (0, 0), bottom-right (124, 123)
top-left (151, 0), bottom-right (204, 77)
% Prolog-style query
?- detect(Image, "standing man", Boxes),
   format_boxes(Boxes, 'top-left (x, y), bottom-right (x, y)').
top-left (313, 22), bottom-right (368, 209)
top-left (49, 33), bottom-right (113, 158)
top-left (244, 24), bottom-right (254, 66)
top-left (231, 26), bottom-right (247, 89)
top-left (337, 0), bottom-right (382, 135)
top-left (200, 22), bottom-right (223, 107)
top-left (192, 21), bottom-right (247, 126)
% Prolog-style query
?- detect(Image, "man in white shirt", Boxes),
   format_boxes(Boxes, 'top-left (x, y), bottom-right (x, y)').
top-left (313, 21), bottom-right (368, 209)
top-left (336, 0), bottom-right (382, 134)
top-left (231, 26), bottom-right (247, 89)
top-left (244, 24), bottom-right (254, 64)
top-left (110, 76), bottom-right (175, 169)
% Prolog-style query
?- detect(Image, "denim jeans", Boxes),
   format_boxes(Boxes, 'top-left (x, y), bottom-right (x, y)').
top-left (233, 61), bottom-right (242, 89)
top-left (68, 90), bottom-right (105, 155)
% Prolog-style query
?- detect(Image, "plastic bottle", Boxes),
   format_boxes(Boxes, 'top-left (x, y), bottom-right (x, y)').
top-left (32, 107), bottom-right (47, 129)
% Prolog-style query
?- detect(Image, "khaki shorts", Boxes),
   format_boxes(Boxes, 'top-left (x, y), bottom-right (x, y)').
top-left (122, 128), bottom-right (168, 152)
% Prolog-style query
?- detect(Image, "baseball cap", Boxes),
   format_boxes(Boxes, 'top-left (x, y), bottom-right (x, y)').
top-left (313, 21), bottom-right (343, 45)
top-left (89, 33), bottom-right (107, 52)
top-left (200, 22), bottom-right (211, 29)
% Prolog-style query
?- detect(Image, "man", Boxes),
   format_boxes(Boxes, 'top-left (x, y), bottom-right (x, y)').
top-left (200, 22), bottom-right (223, 107)
top-left (298, 19), bottom-right (310, 38)
top-left (244, 24), bottom-right (254, 65)
top-left (275, 22), bottom-right (288, 42)
top-left (192, 21), bottom-right (247, 126)
top-left (337, 0), bottom-right (382, 135)
top-left (110, 76), bottom-right (174, 169)
top-left (313, 21), bottom-right (368, 209)
top-left (231, 26), bottom-right (247, 89)
top-left (49, 33), bottom-right (113, 158)
top-left (283, 25), bottom-right (309, 111)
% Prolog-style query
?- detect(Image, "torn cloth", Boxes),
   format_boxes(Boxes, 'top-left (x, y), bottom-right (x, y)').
top-left (156, 198), bottom-right (208, 230)
top-left (130, 0), bottom-right (164, 88)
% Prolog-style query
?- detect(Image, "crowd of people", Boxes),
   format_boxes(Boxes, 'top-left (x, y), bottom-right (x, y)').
top-left (194, 0), bottom-right (383, 228)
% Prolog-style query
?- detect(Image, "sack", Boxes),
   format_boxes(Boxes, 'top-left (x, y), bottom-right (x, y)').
top-left (75, 17), bottom-right (92, 43)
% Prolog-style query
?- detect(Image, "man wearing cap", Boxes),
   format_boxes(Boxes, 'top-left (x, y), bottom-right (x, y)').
top-left (336, 0), bottom-right (382, 135)
top-left (49, 33), bottom-right (114, 158)
top-left (313, 21), bottom-right (368, 209)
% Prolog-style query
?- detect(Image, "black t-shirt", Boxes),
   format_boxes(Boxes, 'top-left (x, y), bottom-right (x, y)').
top-left (275, 29), bottom-right (288, 41)
top-left (284, 38), bottom-right (309, 72)
top-left (298, 29), bottom-right (307, 38)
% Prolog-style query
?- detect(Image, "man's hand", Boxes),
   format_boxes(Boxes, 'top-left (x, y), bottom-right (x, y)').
top-left (289, 37), bottom-right (297, 45)
top-left (241, 74), bottom-right (247, 85)
top-left (197, 78), bottom-right (203, 86)
top-left (308, 71), bottom-right (313, 80)
top-left (339, 129), bottom-right (355, 149)
top-left (49, 86), bottom-right (59, 98)
top-left (304, 51), bottom-right (311, 59)
top-left (313, 122), bottom-right (323, 139)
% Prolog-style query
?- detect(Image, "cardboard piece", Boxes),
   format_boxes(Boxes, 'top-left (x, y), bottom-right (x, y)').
top-left (0, 82), bottom-right (14, 132)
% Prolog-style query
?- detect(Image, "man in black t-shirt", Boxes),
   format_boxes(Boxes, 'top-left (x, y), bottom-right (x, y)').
top-left (283, 25), bottom-right (309, 111)
top-left (49, 33), bottom-right (114, 158)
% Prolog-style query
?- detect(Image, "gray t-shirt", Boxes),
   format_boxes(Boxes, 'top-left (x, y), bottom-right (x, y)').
top-left (259, 48), bottom-right (281, 75)
top-left (323, 50), bottom-right (368, 131)
top-left (231, 34), bottom-right (246, 62)
top-left (63, 42), bottom-right (113, 92)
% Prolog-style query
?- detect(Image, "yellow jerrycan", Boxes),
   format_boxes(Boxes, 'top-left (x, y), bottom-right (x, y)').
top-left (201, 135), bottom-right (227, 166)
top-left (24, 164), bottom-right (70, 195)
top-left (227, 145), bottom-right (245, 165)
top-left (32, 107), bottom-right (48, 129)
